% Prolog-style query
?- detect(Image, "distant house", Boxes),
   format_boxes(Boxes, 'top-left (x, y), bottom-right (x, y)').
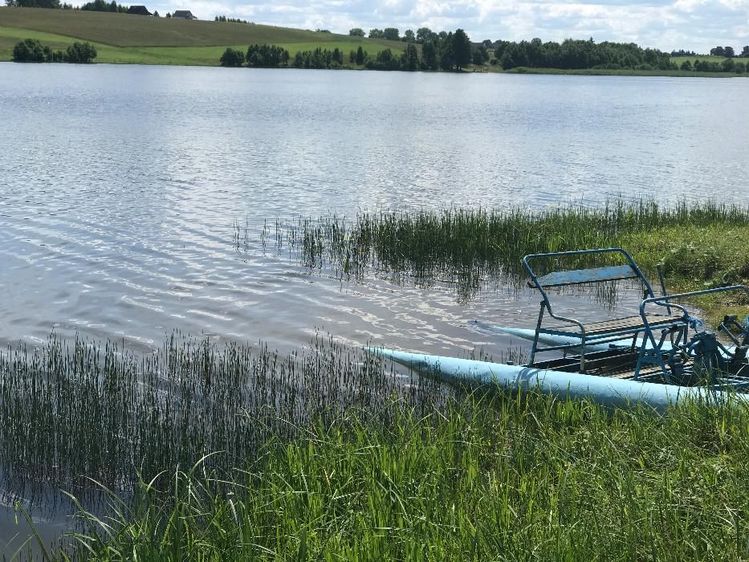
top-left (127, 5), bottom-right (152, 15)
top-left (172, 10), bottom-right (196, 19)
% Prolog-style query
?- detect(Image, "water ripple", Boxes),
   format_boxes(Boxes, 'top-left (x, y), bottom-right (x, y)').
top-left (1, 64), bottom-right (748, 357)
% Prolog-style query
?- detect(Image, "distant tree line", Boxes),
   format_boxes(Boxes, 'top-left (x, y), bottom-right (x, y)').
top-left (214, 15), bottom-right (251, 24)
top-left (348, 46), bottom-right (367, 65)
top-left (218, 37), bottom-right (749, 74)
top-left (292, 47), bottom-right (344, 69)
top-left (709, 45), bottom-right (749, 58)
top-left (494, 38), bottom-right (674, 70)
top-left (346, 25), bottom-right (749, 74)
top-left (347, 24), bottom-right (480, 53)
top-left (4, 0), bottom-right (146, 10)
top-left (219, 44), bottom-right (290, 67)
top-left (248, 44), bottom-right (289, 67)
top-left (221, 46), bottom-right (354, 69)
top-left (80, 0), bottom-right (126, 11)
top-left (366, 28), bottom-right (402, 41)
top-left (419, 29), bottom-right (473, 70)
top-left (5, 0), bottom-right (62, 7)
top-left (347, 29), bottom-right (474, 71)
top-left (12, 38), bottom-right (97, 63)
top-left (679, 59), bottom-right (747, 74)
top-left (218, 31), bottom-right (476, 73)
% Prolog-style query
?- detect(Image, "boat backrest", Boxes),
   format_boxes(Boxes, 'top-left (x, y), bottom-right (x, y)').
top-left (523, 248), bottom-right (655, 303)
top-left (533, 264), bottom-right (638, 288)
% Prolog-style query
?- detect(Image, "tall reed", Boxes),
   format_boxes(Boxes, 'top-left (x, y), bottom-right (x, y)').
top-left (0, 334), bottom-right (451, 503)
top-left (257, 200), bottom-right (749, 297)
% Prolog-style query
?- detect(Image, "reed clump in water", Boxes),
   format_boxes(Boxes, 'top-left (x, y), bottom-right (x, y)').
top-left (65, 393), bottom-right (749, 560)
top-left (263, 200), bottom-right (749, 297)
top-left (0, 334), bottom-right (450, 502)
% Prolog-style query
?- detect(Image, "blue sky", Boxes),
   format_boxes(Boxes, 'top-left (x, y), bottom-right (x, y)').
top-left (155, 0), bottom-right (748, 52)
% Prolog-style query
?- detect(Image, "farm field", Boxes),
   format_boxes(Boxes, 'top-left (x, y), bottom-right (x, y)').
top-left (0, 7), bottom-right (404, 64)
top-left (672, 54), bottom-right (749, 66)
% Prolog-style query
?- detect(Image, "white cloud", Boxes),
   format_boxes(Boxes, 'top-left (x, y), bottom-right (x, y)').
top-left (151, 0), bottom-right (749, 52)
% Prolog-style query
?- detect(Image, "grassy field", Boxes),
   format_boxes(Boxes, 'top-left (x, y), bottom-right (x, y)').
top-left (672, 54), bottom-right (749, 66)
top-left (0, 7), bottom-right (404, 65)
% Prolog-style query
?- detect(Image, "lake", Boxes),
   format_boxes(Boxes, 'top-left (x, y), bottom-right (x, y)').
top-left (2, 64), bottom-right (748, 359)
top-left (1, 63), bottom-right (749, 551)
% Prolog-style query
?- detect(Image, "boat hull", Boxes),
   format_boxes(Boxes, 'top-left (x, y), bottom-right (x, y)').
top-left (374, 347), bottom-right (749, 411)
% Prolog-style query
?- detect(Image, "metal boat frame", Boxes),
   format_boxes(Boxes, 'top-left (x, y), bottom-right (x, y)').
top-left (523, 248), bottom-right (749, 387)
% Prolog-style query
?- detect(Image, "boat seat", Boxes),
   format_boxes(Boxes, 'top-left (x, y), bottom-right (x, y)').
top-left (522, 248), bottom-right (688, 372)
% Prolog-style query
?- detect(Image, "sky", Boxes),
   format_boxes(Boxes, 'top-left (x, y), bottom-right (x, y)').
top-left (153, 0), bottom-right (749, 53)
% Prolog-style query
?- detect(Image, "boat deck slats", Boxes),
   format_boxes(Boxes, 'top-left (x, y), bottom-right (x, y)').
top-left (534, 350), bottom-right (637, 371)
top-left (532, 349), bottom-right (667, 381)
top-left (545, 312), bottom-right (684, 337)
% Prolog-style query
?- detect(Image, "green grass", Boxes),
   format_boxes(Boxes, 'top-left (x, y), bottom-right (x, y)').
top-left (506, 66), bottom-right (747, 77)
top-left (0, 26), bottom-right (223, 64)
top-left (0, 30), bottom-right (393, 66)
top-left (672, 55), bottom-right (749, 66)
top-left (0, 7), bottom-right (404, 64)
top-left (0, 7), bottom-right (401, 48)
top-left (0, 334), bottom-right (450, 505)
top-left (55, 393), bottom-right (749, 560)
top-left (260, 201), bottom-right (749, 314)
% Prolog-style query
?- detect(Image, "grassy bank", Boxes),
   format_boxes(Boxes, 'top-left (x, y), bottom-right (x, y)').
top-left (1, 200), bottom-right (747, 556)
top-left (54, 393), bottom-right (749, 559)
top-left (3, 333), bottom-right (748, 558)
top-left (0, 335), bottom-right (451, 505)
top-left (264, 201), bottom-right (749, 318)
top-left (0, 7), bottom-right (403, 65)
top-left (506, 65), bottom-right (748, 78)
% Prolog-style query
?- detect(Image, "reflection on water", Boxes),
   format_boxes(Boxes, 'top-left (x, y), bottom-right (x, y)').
top-left (1, 65), bottom-right (749, 356)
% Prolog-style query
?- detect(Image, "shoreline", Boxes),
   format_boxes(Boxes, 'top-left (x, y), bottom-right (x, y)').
top-left (1, 59), bottom-right (746, 78)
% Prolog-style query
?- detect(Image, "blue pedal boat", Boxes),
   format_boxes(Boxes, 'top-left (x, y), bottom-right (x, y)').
top-left (520, 248), bottom-right (749, 388)
top-left (375, 248), bottom-right (749, 409)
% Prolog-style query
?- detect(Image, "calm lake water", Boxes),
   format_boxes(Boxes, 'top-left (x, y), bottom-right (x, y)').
top-left (1, 63), bottom-right (749, 551)
top-left (2, 64), bottom-right (748, 359)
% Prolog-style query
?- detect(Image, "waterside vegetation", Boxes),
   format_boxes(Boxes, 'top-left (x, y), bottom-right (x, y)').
top-left (263, 201), bottom-right (749, 313)
top-left (0, 335), bottom-right (441, 502)
top-left (2, 200), bottom-right (749, 557)
top-left (19, 372), bottom-right (749, 559)
top-left (2, 330), bottom-right (749, 558)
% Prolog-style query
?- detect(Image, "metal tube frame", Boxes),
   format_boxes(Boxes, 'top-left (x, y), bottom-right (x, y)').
top-left (637, 284), bottom-right (749, 379)
top-left (523, 248), bottom-right (656, 372)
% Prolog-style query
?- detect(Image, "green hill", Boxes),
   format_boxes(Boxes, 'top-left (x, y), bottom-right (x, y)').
top-left (0, 7), bottom-right (404, 65)
top-left (671, 54), bottom-right (749, 66)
